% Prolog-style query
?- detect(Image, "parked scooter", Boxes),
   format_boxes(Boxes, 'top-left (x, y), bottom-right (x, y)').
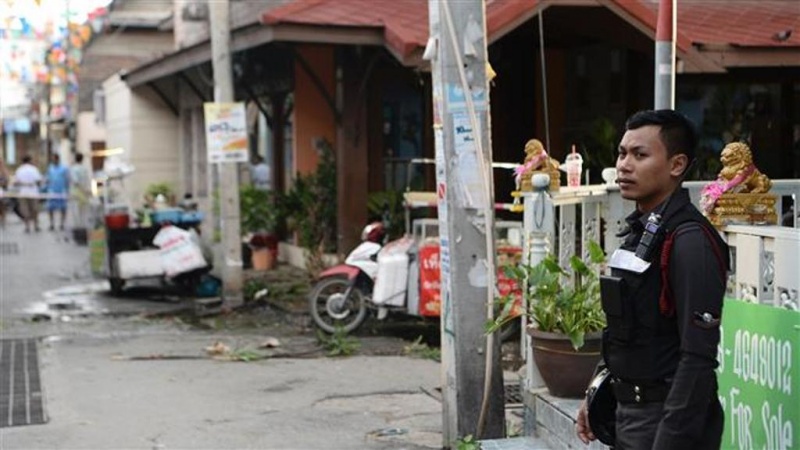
top-left (308, 219), bottom-right (523, 336)
top-left (308, 221), bottom-right (385, 333)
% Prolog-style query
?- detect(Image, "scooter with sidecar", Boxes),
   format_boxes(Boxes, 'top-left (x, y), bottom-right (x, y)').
top-left (308, 219), bottom-right (523, 335)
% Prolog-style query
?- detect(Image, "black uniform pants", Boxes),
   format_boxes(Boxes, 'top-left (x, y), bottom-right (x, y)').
top-left (614, 397), bottom-right (723, 449)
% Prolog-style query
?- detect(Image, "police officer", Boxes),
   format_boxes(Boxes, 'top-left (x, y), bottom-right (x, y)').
top-left (576, 110), bottom-right (729, 449)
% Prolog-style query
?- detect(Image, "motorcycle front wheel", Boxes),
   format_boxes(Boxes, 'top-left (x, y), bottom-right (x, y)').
top-left (308, 276), bottom-right (368, 334)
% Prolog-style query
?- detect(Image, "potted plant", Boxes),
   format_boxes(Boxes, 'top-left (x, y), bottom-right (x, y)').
top-left (489, 241), bottom-right (606, 397)
top-left (240, 185), bottom-right (281, 270)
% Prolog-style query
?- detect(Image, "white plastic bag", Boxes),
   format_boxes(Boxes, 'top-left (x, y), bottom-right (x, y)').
top-left (153, 225), bottom-right (207, 277)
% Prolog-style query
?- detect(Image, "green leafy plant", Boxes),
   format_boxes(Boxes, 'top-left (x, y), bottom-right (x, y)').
top-left (229, 348), bottom-right (263, 362)
top-left (403, 336), bottom-right (441, 362)
top-left (240, 185), bottom-right (282, 235)
top-left (367, 190), bottom-right (405, 239)
top-left (581, 117), bottom-right (618, 183)
top-left (317, 327), bottom-right (360, 357)
top-left (284, 139), bottom-right (337, 274)
top-left (243, 279), bottom-right (270, 303)
top-left (144, 182), bottom-right (175, 206)
top-left (454, 434), bottom-right (481, 450)
top-left (488, 241), bottom-right (606, 350)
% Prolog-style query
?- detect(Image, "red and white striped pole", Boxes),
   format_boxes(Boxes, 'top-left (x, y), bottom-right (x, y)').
top-left (654, 0), bottom-right (676, 109)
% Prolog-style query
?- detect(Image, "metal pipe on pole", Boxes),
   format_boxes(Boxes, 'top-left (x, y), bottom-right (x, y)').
top-left (654, 0), bottom-right (676, 109)
top-left (209, 0), bottom-right (243, 307)
top-left (427, 0), bottom-right (504, 444)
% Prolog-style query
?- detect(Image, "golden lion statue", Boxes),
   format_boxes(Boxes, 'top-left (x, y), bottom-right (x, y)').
top-left (700, 142), bottom-right (776, 226)
top-left (718, 142), bottom-right (772, 193)
top-left (515, 139), bottom-right (560, 191)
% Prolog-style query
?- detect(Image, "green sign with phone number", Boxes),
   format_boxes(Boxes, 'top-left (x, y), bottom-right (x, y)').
top-left (717, 299), bottom-right (799, 450)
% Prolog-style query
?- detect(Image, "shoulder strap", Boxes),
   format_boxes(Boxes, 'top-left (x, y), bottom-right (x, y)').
top-left (659, 222), bottom-right (727, 317)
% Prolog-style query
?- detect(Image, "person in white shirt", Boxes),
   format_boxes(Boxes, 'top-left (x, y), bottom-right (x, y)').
top-left (69, 152), bottom-right (91, 231)
top-left (13, 155), bottom-right (43, 232)
top-left (250, 155), bottom-right (271, 190)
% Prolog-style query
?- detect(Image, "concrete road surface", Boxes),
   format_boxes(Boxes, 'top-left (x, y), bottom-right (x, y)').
top-left (1, 218), bottom-right (445, 449)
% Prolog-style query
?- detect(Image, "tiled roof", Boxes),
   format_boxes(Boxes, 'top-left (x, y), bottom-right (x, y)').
top-left (633, 0), bottom-right (799, 47)
top-left (262, 0), bottom-right (799, 61)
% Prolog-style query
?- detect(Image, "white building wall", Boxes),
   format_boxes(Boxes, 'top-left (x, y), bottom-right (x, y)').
top-left (102, 74), bottom-right (179, 209)
top-left (76, 111), bottom-right (106, 154)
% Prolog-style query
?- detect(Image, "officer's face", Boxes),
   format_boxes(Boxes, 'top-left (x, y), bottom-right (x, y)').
top-left (616, 125), bottom-right (684, 212)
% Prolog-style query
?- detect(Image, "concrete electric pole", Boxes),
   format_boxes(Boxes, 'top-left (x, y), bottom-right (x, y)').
top-left (654, 0), bottom-right (676, 109)
top-left (209, 0), bottom-right (243, 306)
top-left (427, 0), bottom-right (505, 444)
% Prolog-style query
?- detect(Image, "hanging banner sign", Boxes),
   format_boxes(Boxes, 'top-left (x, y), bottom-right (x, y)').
top-left (717, 299), bottom-right (798, 450)
top-left (204, 102), bottom-right (248, 163)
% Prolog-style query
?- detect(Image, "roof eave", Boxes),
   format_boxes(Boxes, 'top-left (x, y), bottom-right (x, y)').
top-left (692, 44), bottom-right (800, 70)
top-left (123, 23), bottom-right (384, 88)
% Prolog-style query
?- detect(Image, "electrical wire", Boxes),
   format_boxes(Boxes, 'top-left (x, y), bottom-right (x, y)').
top-left (538, 11), bottom-right (551, 152)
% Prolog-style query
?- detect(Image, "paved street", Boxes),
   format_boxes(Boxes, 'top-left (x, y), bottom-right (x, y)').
top-left (0, 216), bottom-right (445, 449)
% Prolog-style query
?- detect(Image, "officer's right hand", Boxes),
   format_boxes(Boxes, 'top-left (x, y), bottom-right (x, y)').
top-left (576, 399), bottom-right (596, 444)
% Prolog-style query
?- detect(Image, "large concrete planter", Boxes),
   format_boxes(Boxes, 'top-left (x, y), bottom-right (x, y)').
top-left (528, 328), bottom-right (603, 398)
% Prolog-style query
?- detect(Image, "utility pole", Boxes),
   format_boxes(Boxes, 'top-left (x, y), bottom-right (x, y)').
top-left (654, 0), bottom-right (676, 109)
top-left (427, 0), bottom-right (504, 445)
top-left (209, 0), bottom-right (243, 306)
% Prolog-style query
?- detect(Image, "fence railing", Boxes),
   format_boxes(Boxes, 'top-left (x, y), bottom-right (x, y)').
top-left (519, 179), bottom-right (800, 387)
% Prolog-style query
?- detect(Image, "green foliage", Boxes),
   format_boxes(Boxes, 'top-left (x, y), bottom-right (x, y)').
top-left (317, 327), bottom-right (360, 357)
top-left (285, 140), bottom-right (337, 252)
top-left (454, 434), bottom-right (481, 450)
top-left (582, 117), bottom-right (618, 182)
top-left (403, 336), bottom-right (441, 362)
top-left (367, 190), bottom-right (406, 239)
top-left (229, 348), bottom-right (263, 362)
top-left (144, 182), bottom-right (174, 200)
top-left (488, 241), bottom-right (606, 351)
top-left (243, 278), bottom-right (270, 303)
top-left (240, 185), bottom-right (282, 234)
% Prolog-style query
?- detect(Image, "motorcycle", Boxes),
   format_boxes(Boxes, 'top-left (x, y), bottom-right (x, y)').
top-left (308, 221), bottom-right (385, 333)
top-left (308, 218), bottom-right (524, 336)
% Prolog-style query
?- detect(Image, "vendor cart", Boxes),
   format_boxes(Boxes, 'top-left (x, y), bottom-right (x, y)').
top-left (91, 165), bottom-right (207, 295)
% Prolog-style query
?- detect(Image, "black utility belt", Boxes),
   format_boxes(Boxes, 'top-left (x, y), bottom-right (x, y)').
top-left (611, 378), bottom-right (670, 404)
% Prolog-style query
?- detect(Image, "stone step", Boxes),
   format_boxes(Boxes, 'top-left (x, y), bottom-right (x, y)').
top-left (525, 390), bottom-right (607, 449)
top-left (480, 436), bottom-right (555, 450)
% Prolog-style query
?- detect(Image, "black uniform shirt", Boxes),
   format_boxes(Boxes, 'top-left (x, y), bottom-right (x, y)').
top-left (621, 189), bottom-right (728, 449)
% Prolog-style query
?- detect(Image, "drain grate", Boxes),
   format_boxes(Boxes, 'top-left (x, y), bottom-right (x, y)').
top-left (0, 339), bottom-right (47, 427)
top-left (0, 242), bottom-right (19, 255)
top-left (504, 383), bottom-right (523, 405)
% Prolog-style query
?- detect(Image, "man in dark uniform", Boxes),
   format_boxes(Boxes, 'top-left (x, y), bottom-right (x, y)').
top-left (576, 110), bottom-right (729, 449)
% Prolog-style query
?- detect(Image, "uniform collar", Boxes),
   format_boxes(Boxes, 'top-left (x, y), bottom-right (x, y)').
top-left (624, 188), bottom-right (692, 230)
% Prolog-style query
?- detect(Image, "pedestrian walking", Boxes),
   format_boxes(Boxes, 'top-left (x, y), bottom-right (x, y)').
top-left (0, 157), bottom-right (10, 228)
top-left (69, 152), bottom-right (91, 232)
top-left (250, 154), bottom-right (271, 190)
top-left (576, 110), bottom-right (730, 449)
top-left (46, 153), bottom-right (70, 231)
top-left (13, 155), bottom-right (43, 233)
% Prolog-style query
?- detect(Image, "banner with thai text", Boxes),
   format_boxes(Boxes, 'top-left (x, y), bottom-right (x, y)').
top-left (204, 102), bottom-right (248, 163)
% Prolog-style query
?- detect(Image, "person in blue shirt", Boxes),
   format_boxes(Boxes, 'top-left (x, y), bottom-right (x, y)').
top-left (45, 153), bottom-right (70, 231)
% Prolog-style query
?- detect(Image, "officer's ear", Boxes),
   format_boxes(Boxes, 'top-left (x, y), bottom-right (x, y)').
top-left (669, 153), bottom-right (689, 178)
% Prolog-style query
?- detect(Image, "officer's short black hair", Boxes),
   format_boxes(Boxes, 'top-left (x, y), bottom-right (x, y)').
top-left (625, 109), bottom-right (697, 161)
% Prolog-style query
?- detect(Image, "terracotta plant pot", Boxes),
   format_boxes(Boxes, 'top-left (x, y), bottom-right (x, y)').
top-left (251, 247), bottom-right (275, 271)
top-left (528, 328), bottom-right (603, 398)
